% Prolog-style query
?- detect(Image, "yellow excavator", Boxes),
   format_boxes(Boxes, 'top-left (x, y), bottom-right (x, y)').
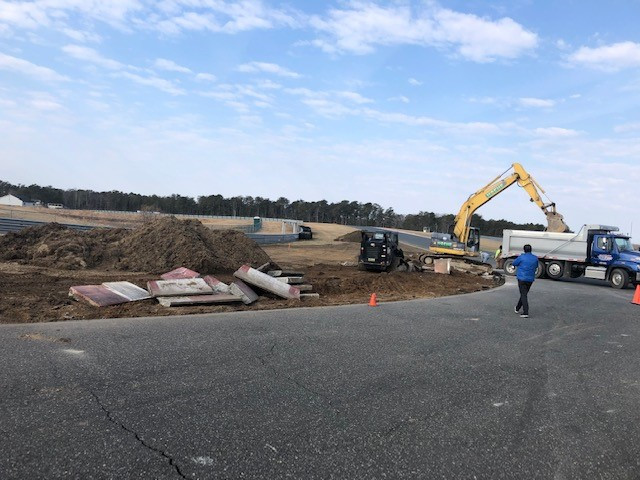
top-left (429, 163), bottom-right (569, 257)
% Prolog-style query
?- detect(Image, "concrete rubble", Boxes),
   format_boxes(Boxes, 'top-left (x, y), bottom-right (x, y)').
top-left (160, 267), bottom-right (200, 280)
top-left (69, 264), bottom-right (320, 308)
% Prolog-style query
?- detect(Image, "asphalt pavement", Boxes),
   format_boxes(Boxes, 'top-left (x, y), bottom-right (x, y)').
top-left (1, 277), bottom-right (639, 479)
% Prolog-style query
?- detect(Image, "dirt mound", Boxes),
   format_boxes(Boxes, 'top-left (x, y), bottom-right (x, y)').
top-left (0, 217), bottom-right (272, 274)
top-left (334, 230), bottom-right (362, 242)
top-left (114, 218), bottom-right (272, 273)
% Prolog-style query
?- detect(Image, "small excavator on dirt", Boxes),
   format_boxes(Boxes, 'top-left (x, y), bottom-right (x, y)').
top-left (428, 163), bottom-right (569, 258)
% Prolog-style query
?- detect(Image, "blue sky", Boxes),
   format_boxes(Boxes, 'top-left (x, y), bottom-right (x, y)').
top-left (1, 1), bottom-right (639, 239)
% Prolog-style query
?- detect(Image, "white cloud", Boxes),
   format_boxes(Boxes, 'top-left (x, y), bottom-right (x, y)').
top-left (467, 96), bottom-right (497, 104)
top-left (408, 78), bottom-right (422, 86)
top-left (198, 82), bottom-right (275, 111)
top-left (29, 93), bottom-right (63, 111)
top-left (117, 72), bottom-right (184, 95)
top-left (237, 61), bottom-right (301, 78)
top-left (388, 95), bottom-right (409, 103)
top-left (310, 3), bottom-right (537, 62)
top-left (568, 41), bottom-right (640, 72)
top-left (614, 122), bottom-right (640, 133)
top-left (154, 58), bottom-right (192, 73)
top-left (0, 0), bottom-right (296, 38)
top-left (336, 91), bottom-right (373, 104)
top-left (0, 52), bottom-right (68, 82)
top-left (195, 73), bottom-right (217, 82)
top-left (255, 79), bottom-right (281, 89)
top-left (63, 44), bottom-right (125, 70)
top-left (0, 0), bottom-right (142, 31)
top-left (153, 1), bottom-right (298, 35)
top-left (62, 28), bottom-right (102, 43)
top-left (534, 127), bottom-right (579, 137)
top-left (519, 97), bottom-right (555, 108)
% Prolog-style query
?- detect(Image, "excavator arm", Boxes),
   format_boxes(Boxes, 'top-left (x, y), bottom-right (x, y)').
top-left (452, 162), bottom-right (568, 244)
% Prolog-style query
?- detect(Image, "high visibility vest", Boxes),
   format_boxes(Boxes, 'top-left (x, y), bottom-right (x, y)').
top-left (494, 248), bottom-right (501, 258)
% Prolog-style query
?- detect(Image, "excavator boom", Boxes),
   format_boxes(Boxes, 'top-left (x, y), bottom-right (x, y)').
top-left (430, 162), bottom-right (569, 257)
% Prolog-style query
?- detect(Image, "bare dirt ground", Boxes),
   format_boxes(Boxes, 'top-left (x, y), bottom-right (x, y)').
top-left (0, 216), bottom-right (496, 324)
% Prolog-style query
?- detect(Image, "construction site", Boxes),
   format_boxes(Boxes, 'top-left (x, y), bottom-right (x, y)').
top-left (0, 207), bottom-right (499, 323)
top-left (3, 161), bottom-right (638, 324)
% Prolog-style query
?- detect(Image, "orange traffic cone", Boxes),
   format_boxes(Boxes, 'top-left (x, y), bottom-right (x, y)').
top-left (368, 293), bottom-right (378, 307)
top-left (632, 285), bottom-right (640, 305)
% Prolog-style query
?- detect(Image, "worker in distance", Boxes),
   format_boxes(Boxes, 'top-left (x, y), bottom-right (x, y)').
top-left (512, 244), bottom-right (538, 318)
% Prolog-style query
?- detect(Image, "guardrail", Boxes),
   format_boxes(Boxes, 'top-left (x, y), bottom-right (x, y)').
top-left (0, 217), bottom-right (96, 234)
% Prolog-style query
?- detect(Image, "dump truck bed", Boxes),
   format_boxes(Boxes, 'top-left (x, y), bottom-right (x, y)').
top-left (502, 229), bottom-right (589, 261)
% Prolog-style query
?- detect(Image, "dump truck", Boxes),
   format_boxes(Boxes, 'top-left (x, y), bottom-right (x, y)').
top-left (501, 225), bottom-right (640, 288)
top-left (358, 230), bottom-right (404, 271)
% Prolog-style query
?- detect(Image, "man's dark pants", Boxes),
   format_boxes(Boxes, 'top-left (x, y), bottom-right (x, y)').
top-left (517, 280), bottom-right (533, 315)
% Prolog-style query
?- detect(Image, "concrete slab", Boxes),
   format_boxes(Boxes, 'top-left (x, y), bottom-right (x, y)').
top-left (202, 275), bottom-right (231, 294)
top-left (102, 282), bottom-right (151, 301)
top-left (275, 276), bottom-right (304, 284)
top-left (300, 293), bottom-right (320, 300)
top-left (160, 267), bottom-right (200, 280)
top-left (147, 278), bottom-right (213, 297)
top-left (297, 284), bottom-right (314, 292)
top-left (69, 285), bottom-right (129, 307)
top-left (229, 280), bottom-right (259, 305)
top-left (156, 294), bottom-right (243, 307)
top-left (267, 270), bottom-right (304, 277)
top-left (434, 258), bottom-right (451, 274)
top-left (235, 265), bottom-right (300, 300)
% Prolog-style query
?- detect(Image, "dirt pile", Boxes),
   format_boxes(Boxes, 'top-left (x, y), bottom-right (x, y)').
top-left (114, 218), bottom-right (272, 273)
top-left (0, 217), bottom-right (272, 273)
top-left (334, 230), bottom-right (362, 242)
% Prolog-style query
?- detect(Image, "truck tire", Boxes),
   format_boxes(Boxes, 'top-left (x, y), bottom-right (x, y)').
top-left (535, 261), bottom-right (546, 279)
top-left (609, 268), bottom-right (629, 289)
top-left (546, 261), bottom-right (564, 280)
top-left (503, 259), bottom-right (517, 276)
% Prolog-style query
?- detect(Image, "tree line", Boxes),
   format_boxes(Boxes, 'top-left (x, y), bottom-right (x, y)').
top-left (0, 180), bottom-right (544, 236)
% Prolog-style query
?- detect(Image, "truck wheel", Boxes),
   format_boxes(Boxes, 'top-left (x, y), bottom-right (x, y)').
top-left (535, 261), bottom-right (546, 279)
top-left (503, 259), bottom-right (516, 276)
top-left (609, 268), bottom-right (629, 289)
top-left (546, 261), bottom-right (564, 280)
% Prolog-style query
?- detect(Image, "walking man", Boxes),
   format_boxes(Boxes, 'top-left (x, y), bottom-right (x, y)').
top-left (512, 244), bottom-right (538, 318)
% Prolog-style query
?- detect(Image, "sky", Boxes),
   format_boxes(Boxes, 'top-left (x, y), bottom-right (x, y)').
top-left (0, 0), bottom-right (639, 240)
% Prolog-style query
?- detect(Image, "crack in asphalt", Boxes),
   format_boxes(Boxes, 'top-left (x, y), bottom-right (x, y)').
top-left (256, 342), bottom-right (333, 406)
top-left (89, 390), bottom-right (187, 479)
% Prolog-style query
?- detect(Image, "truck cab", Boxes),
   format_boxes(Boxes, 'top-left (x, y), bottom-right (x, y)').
top-left (589, 233), bottom-right (640, 288)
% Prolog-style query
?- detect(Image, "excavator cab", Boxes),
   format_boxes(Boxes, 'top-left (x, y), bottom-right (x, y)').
top-left (444, 225), bottom-right (480, 253)
top-left (466, 227), bottom-right (480, 252)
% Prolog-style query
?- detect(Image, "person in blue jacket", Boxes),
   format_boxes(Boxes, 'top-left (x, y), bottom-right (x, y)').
top-left (512, 244), bottom-right (538, 318)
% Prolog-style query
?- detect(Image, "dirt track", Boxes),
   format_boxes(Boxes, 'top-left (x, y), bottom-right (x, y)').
top-left (0, 218), bottom-right (496, 324)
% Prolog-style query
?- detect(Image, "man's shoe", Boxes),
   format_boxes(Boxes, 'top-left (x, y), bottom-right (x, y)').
top-left (520, 314), bottom-right (529, 318)
top-left (514, 307), bottom-right (520, 314)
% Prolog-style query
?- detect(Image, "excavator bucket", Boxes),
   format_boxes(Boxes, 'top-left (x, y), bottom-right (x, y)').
top-left (546, 212), bottom-right (570, 233)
